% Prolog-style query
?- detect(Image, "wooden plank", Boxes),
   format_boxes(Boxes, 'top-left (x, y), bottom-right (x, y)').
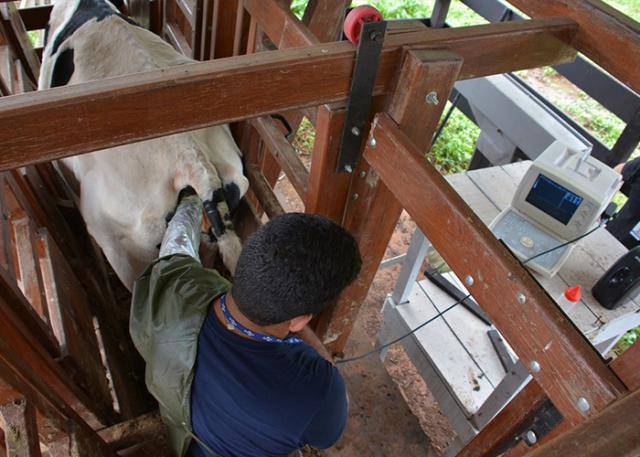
top-left (319, 50), bottom-right (463, 353)
top-left (506, 0), bottom-right (640, 94)
top-left (305, 104), bottom-right (351, 222)
top-left (245, 165), bottom-right (284, 219)
top-left (211, 0), bottom-right (239, 59)
top-left (251, 116), bottom-right (309, 200)
top-left (528, 388), bottom-right (640, 457)
top-left (457, 380), bottom-right (546, 457)
top-left (0, 2), bottom-right (39, 84)
top-left (0, 274), bottom-right (115, 453)
top-left (35, 230), bottom-right (117, 425)
top-left (0, 398), bottom-right (41, 457)
top-left (610, 341), bottom-right (640, 391)
top-left (363, 112), bottom-right (626, 423)
top-left (6, 211), bottom-right (48, 322)
top-left (0, 17), bottom-right (578, 171)
top-left (18, 6), bottom-right (51, 32)
top-left (98, 411), bottom-right (166, 452)
top-left (301, 0), bottom-right (349, 43)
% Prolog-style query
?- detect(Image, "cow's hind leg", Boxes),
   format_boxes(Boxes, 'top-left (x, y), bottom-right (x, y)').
top-left (174, 159), bottom-right (242, 274)
top-left (202, 189), bottom-right (242, 274)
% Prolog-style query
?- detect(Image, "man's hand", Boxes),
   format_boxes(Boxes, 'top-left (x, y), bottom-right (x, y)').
top-left (295, 325), bottom-right (333, 363)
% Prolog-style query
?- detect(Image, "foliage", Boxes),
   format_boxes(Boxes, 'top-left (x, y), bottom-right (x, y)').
top-left (430, 104), bottom-right (479, 174)
top-left (614, 327), bottom-right (640, 355)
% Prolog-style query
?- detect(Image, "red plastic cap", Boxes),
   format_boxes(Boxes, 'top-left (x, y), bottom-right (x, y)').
top-left (343, 5), bottom-right (384, 44)
top-left (564, 285), bottom-right (582, 302)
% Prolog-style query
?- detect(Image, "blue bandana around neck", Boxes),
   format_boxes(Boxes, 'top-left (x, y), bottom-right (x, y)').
top-left (220, 294), bottom-right (303, 345)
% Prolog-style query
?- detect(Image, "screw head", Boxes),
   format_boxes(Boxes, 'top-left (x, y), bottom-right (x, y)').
top-left (359, 170), bottom-right (367, 178)
top-left (369, 137), bottom-right (377, 148)
top-left (352, 193), bottom-right (359, 200)
top-left (425, 91), bottom-right (439, 105)
top-left (344, 164), bottom-right (353, 173)
top-left (517, 293), bottom-right (526, 304)
top-left (525, 430), bottom-right (538, 445)
top-left (351, 126), bottom-right (361, 136)
top-left (369, 30), bottom-right (383, 42)
top-left (577, 397), bottom-right (590, 413)
top-left (530, 361), bottom-right (541, 373)
top-left (465, 275), bottom-right (474, 286)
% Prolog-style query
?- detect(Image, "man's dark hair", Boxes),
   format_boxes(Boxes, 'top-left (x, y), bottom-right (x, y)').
top-left (232, 213), bottom-right (362, 326)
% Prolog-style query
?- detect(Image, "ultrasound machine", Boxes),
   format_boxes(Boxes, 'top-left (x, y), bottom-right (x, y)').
top-left (490, 141), bottom-right (621, 277)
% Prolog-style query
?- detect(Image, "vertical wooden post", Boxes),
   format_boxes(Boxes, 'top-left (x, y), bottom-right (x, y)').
top-left (306, 105), bottom-right (351, 222)
top-left (318, 50), bottom-right (463, 353)
top-left (0, 398), bottom-right (41, 457)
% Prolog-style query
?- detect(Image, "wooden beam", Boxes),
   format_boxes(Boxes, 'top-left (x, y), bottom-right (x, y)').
top-left (0, 398), bottom-right (41, 457)
top-left (0, 18), bottom-right (577, 171)
top-left (319, 50), bottom-right (463, 352)
top-left (305, 104), bottom-right (350, 222)
top-left (0, 2), bottom-right (39, 84)
top-left (245, 165), bottom-right (284, 219)
top-left (527, 389), bottom-right (640, 457)
top-left (0, 280), bottom-right (115, 454)
top-left (18, 6), bottom-right (51, 32)
top-left (610, 341), bottom-right (640, 391)
top-left (251, 116), bottom-right (308, 200)
top-left (457, 381), bottom-right (547, 457)
top-left (506, 0), bottom-right (640, 94)
top-left (363, 112), bottom-right (625, 423)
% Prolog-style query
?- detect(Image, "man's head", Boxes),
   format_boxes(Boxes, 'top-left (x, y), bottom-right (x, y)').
top-left (232, 213), bottom-right (361, 328)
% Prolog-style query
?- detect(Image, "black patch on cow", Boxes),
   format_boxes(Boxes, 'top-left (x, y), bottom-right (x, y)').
top-left (51, 48), bottom-right (75, 87)
top-left (51, 0), bottom-right (140, 56)
top-left (211, 188), bottom-right (226, 204)
top-left (44, 24), bottom-right (50, 47)
top-left (223, 183), bottom-right (241, 211)
top-left (108, 0), bottom-right (125, 11)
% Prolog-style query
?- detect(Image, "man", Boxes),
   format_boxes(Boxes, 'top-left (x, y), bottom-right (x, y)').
top-left (607, 157), bottom-right (640, 249)
top-left (130, 187), bottom-right (361, 457)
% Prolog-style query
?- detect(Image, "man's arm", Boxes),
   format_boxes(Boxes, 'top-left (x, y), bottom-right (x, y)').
top-left (295, 325), bottom-right (333, 363)
top-left (159, 187), bottom-right (202, 261)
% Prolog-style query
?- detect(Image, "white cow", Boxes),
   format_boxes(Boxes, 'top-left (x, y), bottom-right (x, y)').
top-left (40, 0), bottom-right (249, 289)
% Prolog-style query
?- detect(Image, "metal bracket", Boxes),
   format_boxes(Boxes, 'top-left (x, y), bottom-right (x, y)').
top-left (493, 398), bottom-right (564, 455)
top-left (336, 20), bottom-right (387, 173)
top-left (424, 267), bottom-right (493, 325)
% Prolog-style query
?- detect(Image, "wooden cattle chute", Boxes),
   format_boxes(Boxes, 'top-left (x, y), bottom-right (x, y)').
top-left (0, 0), bottom-right (637, 455)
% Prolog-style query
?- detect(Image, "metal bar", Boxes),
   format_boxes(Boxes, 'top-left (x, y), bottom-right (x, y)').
top-left (391, 229), bottom-right (429, 304)
top-left (424, 266), bottom-right (493, 325)
top-left (336, 20), bottom-right (387, 173)
top-left (488, 329), bottom-right (515, 371)
top-left (431, 0), bottom-right (452, 28)
top-left (459, 0), bottom-right (640, 123)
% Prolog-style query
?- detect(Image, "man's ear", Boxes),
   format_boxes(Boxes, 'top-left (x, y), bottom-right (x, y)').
top-left (288, 314), bottom-right (313, 333)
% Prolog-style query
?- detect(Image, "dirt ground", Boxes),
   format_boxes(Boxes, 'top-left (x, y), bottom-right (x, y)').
top-left (274, 160), bottom-right (457, 455)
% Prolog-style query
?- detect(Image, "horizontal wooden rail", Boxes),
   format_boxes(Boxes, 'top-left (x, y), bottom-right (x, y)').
top-left (251, 116), bottom-right (309, 200)
top-left (506, 0), bottom-right (640, 94)
top-left (363, 113), bottom-right (625, 423)
top-left (0, 17), bottom-right (576, 171)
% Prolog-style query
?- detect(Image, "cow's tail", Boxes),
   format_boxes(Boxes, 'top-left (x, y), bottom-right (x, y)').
top-left (202, 189), bottom-right (241, 274)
